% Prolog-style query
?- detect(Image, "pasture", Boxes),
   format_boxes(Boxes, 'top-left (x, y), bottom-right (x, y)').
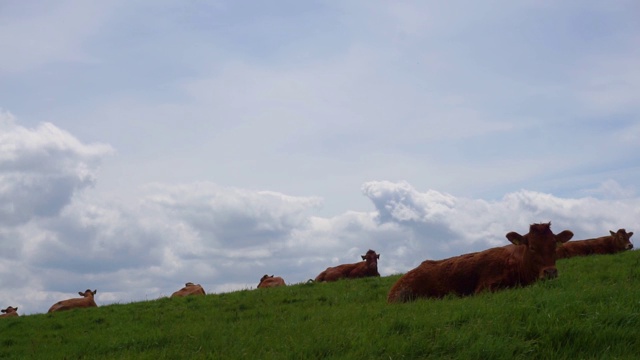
top-left (1, 250), bottom-right (639, 359)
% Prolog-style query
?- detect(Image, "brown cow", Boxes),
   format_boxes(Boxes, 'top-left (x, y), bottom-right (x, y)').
top-left (0, 306), bottom-right (19, 318)
top-left (556, 229), bottom-right (634, 259)
top-left (257, 275), bottom-right (286, 288)
top-left (315, 249), bottom-right (380, 282)
top-left (387, 222), bottom-right (574, 303)
top-left (48, 289), bottom-right (98, 313)
top-left (170, 282), bottom-right (206, 298)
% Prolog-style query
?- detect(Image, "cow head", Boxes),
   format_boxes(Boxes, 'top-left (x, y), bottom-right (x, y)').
top-left (506, 222), bottom-right (573, 279)
top-left (78, 289), bottom-right (97, 297)
top-left (185, 282), bottom-right (195, 287)
top-left (361, 249), bottom-right (380, 269)
top-left (258, 275), bottom-right (273, 286)
top-left (1, 306), bottom-right (17, 314)
top-left (610, 229), bottom-right (634, 250)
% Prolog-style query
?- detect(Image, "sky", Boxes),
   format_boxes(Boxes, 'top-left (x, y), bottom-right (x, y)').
top-left (1, 0), bottom-right (639, 314)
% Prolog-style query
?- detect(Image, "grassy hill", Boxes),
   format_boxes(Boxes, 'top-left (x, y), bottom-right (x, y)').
top-left (2, 251), bottom-right (640, 359)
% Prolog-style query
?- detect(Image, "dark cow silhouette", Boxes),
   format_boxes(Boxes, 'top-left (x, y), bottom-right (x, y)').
top-left (48, 289), bottom-right (98, 313)
top-left (315, 249), bottom-right (380, 282)
top-left (0, 306), bottom-right (19, 318)
top-left (171, 282), bottom-right (206, 298)
top-left (388, 223), bottom-right (573, 303)
top-left (556, 229), bottom-right (633, 259)
top-left (257, 275), bottom-right (286, 288)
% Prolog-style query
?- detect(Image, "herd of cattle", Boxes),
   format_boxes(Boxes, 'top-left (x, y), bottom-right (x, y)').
top-left (1, 223), bottom-right (634, 317)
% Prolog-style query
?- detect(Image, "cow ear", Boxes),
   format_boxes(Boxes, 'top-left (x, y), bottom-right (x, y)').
top-left (555, 230), bottom-right (574, 244)
top-left (629, 232), bottom-right (634, 238)
top-left (78, 292), bottom-right (84, 296)
top-left (377, 254), bottom-right (380, 259)
top-left (93, 290), bottom-right (97, 295)
top-left (361, 255), bottom-right (366, 260)
top-left (610, 230), bottom-right (616, 236)
top-left (506, 232), bottom-right (525, 245)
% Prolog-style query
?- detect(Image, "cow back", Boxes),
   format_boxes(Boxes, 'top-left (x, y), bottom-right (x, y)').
top-left (171, 283), bottom-right (206, 298)
top-left (48, 291), bottom-right (97, 313)
top-left (315, 250), bottom-right (380, 282)
top-left (557, 229), bottom-right (634, 259)
top-left (258, 276), bottom-right (286, 288)
top-left (388, 246), bottom-right (516, 302)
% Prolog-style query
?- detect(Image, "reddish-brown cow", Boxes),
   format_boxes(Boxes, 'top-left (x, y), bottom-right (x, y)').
top-left (0, 306), bottom-right (19, 318)
top-left (170, 282), bottom-right (206, 298)
top-left (257, 275), bottom-right (286, 288)
top-left (387, 223), bottom-right (574, 303)
top-left (48, 289), bottom-right (98, 313)
top-left (556, 229), bottom-right (633, 259)
top-left (315, 249), bottom-right (380, 282)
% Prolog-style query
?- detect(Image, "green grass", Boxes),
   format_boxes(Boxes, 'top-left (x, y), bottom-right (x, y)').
top-left (2, 251), bottom-right (640, 359)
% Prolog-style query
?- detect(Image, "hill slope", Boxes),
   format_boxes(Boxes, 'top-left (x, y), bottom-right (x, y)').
top-left (2, 251), bottom-right (640, 359)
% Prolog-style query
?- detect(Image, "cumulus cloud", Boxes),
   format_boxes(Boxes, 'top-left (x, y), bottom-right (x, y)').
top-left (362, 180), bottom-right (640, 262)
top-left (362, 180), bottom-right (456, 223)
top-left (0, 110), bottom-right (113, 225)
top-left (144, 182), bottom-right (323, 251)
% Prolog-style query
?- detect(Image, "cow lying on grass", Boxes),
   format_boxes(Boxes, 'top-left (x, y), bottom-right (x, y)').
top-left (257, 275), bottom-right (286, 288)
top-left (48, 289), bottom-right (98, 313)
top-left (315, 249), bottom-right (380, 282)
top-left (0, 306), bottom-right (19, 318)
top-left (171, 282), bottom-right (206, 298)
top-left (556, 228), bottom-right (633, 259)
top-left (387, 223), bottom-right (573, 303)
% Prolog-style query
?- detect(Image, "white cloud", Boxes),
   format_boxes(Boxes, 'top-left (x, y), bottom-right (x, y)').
top-left (362, 180), bottom-right (457, 223)
top-left (143, 182), bottom-right (323, 250)
top-left (363, 181), bottom-right (640, 259)
top-left (0, 111), bottom-right (113, 225)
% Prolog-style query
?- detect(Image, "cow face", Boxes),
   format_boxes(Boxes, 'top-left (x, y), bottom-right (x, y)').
top-left (1, 306), bottom-right (17, 313)
top-left (506, 223), bottom-right (573, 279)
top-left (610, 229), bottom-right (634, 250)
top-left (361, 250), bottom-right (380, 268)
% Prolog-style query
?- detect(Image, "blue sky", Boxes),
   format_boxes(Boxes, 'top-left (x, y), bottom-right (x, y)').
top-left (1, 0), bottom-right (639, 314)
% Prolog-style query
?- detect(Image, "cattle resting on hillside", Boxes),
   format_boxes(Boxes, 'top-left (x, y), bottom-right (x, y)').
top-left (0, 306), bottom-right (19, 318)
top-left (170, 282), bottom-right (206, 298)
top-left (556, 228), bottom-right (634, 259)
top-left (387, 222), bottom-right (574, 303)
top-left (48, 289), bottom-right (98, 313)
top-left (315, 249), bottom-right (380, 282)
top-left (257, 275), bottom-right (286, 288)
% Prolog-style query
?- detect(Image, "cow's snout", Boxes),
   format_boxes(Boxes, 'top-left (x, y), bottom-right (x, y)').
top-left (542, 267), bottom-right (558, 279)
top-left (626, 243), bottom-right (634, 250)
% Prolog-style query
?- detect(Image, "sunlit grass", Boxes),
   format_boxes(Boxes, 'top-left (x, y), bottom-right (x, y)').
top-left (1, 251), bottom-right (639, 359)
